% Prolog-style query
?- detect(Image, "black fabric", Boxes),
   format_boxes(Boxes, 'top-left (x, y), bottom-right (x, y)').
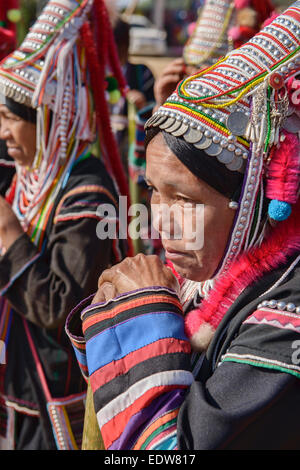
top-left (0, 139), bottom-right (15, 196)
top-left (178, 362), bottom-right (300, 450)
top-left (177, 253), bottom-right (300, 449)
top-left (15, 413), bottom-right (50, 450)
top-left (0, 95), bottom-right (36, 124)
top-left (0, 156), bottom-right (125, 449)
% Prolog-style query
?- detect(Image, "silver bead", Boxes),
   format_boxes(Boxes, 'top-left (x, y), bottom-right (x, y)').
top-left (268, 300), bottom-right (277, 308)
top-left (277, 301), bottom-right (286, 310)
top-left (296, 306), bottom-right (300, 314)
top-left (286, 303), bottom-right (296, 312)
top-left (229, 201), bottom-right (239, 210)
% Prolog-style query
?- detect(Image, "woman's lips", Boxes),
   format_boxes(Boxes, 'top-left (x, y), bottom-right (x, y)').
top-left (7, 146), bottom-right (21, 157)
top-left (164, 248), bottom-right (191, 260)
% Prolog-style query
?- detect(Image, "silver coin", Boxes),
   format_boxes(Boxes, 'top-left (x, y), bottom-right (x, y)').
top-left (216, 149), bottom-right (235, 164)
top-left (166, 120), bottom-right (183, 133)
top-left (226, 111), bottom-right (249, 136)
top-left (226, 156), bottom-right (244, 171)
top-left (183, 127), bottom-right (203, 144)
top-left (204, 143), bottom-right (222, 156)
top-left (159, 117), bottom-right (176, 130)
top-left (149, 114), bottom-right (164, 127)
top-left (145, 116), bottom-right (155, 128)
top-left (171, 122), bottom-right (189, 137)
top-left (152, 115), bottom-right (168, 127)
top-left (194, 136), bottom-right (212, 150)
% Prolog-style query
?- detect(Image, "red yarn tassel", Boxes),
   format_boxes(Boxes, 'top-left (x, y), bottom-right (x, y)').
top-left (266, 131), bottom-right (300, 204)
top-left (80, 22), bottom-right (129, 198)
top-left (80, 21), bottom-right (134, 256)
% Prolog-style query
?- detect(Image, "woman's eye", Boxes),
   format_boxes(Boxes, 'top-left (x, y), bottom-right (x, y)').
top-left (147, 185), bottom-right (155, 194)
top-left (176, 194), bottom-right (193, 203)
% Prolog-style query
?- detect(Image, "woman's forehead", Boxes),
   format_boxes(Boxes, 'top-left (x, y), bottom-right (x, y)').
top-left (0, 104), bottom-right (10, 113)
top-left (146, 137), bottom-right (194, 183)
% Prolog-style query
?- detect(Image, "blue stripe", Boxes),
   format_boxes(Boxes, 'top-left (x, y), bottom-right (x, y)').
top-left (153, 435), bottom-right (177, 450)
top-left (86, 312), bottom-right (187, 375)
top-left (72, 346), bottom-right (87, 369)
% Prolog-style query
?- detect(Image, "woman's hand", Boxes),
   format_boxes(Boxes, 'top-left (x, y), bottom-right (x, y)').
top-left (126, 89), bottom-right (147, 110)
top-left (92, 254), bottom-right (179, 303)
top-left (154, 58), bottom-right (187, 108)
top-left (0, 195), bottom-right (23, 251)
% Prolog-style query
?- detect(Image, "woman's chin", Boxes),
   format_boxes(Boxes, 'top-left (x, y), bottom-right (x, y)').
top-left (172, 262), bottom-right (210, 283)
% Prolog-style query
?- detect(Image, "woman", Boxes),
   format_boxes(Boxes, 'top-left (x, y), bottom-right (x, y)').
top-left (66, 3), bottom-right (300, 450)
top-left (0, 0), bottom-right (128, 450)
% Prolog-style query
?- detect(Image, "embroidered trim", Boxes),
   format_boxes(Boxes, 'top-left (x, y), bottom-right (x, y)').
top-left (220, 352), bottom-right (300, 379)
top-left (5, 400), bottom-right (40, 417)
top-left (244, 308), bottom-right (300, 333)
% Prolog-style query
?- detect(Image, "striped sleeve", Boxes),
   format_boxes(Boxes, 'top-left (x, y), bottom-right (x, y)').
top-left (66, 287), bottom-right (193, 450)
top-left (54, 184), bottom-right (119, 224)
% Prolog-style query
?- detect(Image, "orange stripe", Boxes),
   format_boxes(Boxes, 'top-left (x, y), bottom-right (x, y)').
top-left (83, 295), bottom-right (182, 332)
top-left (0, 302), bottom-right (11, 341)
top-left (133, 409), bottom-right (179, 450)
top-left (55, 185), bottom-right (118, 217)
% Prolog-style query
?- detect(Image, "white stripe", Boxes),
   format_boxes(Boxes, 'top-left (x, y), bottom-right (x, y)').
top-left (5, 400), bottom-right (40, 417)
top-left (259, 255), bottom-right (300, 297)
top-left (220, 352), bottom-right (300, 373)
top-left (0, 159), bottom-right (15, 167)
top-left (97, 370), bottom-right (194, 427)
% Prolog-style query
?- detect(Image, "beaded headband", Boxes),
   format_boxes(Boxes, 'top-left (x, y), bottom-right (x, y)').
top-left (183, 0), bottom-right (274, 68)
top-left (0, 0), bottom-right (130, 235)
top-left (0, 0), bottom-right (92, 108)
top-left (146, 2), bottom-right (300, 175)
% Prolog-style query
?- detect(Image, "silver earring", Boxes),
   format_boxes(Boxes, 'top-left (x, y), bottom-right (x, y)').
top-left (229, 201), bottom-right (239, 210)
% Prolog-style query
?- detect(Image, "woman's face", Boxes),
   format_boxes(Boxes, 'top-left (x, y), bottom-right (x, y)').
top-left (146, 133), bottom-right (236, 282)
top-left (0, 104), bottom-right (36, 167)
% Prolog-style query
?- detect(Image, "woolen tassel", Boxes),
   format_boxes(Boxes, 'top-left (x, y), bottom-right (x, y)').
top-left (234, 0), bottom-right (250, 9)
top-left (93, 0), bottom-right (128, 96)
top-left (80, 22), bottom-right (129, 200)
top-left (266, 131), bottom-right (300, 204)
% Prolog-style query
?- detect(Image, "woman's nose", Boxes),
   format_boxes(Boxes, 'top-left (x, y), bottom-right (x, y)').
top-left (152, 204), bottom-right (180, 239)
top-left (0, 122), bottom-right (10, 140)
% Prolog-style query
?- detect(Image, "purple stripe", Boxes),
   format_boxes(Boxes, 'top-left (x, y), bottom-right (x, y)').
top-left (108, 389), bottom-right (185, 450)
top-left (65, 292), bottom-right (96, 341)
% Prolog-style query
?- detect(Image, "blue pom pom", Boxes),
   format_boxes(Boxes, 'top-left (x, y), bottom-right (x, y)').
top-left (268, 200), bottom-right (292, 221)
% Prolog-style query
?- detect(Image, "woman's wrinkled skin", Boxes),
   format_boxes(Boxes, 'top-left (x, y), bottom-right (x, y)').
top-left (0, 105), bottom-right (36, 250)
top-left (0, 104), bottom-right (36, 168)
top-left (94, 132), bottom-right (235, 303)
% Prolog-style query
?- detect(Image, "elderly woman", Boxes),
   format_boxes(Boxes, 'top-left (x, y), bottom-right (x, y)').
top-left (0, 0), bottom-right (128, 450)
top-left (67, 3), bottom-right (300, 450)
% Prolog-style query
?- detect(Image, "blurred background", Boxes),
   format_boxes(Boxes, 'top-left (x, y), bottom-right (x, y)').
top-left (5, 0), bottom-right (297, 78)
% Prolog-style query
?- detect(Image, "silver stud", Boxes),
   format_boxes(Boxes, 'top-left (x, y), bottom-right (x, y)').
top-left (277, 301), bottom-right (286, 310)
top-left (286, 303), bottom-right (296, 312)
